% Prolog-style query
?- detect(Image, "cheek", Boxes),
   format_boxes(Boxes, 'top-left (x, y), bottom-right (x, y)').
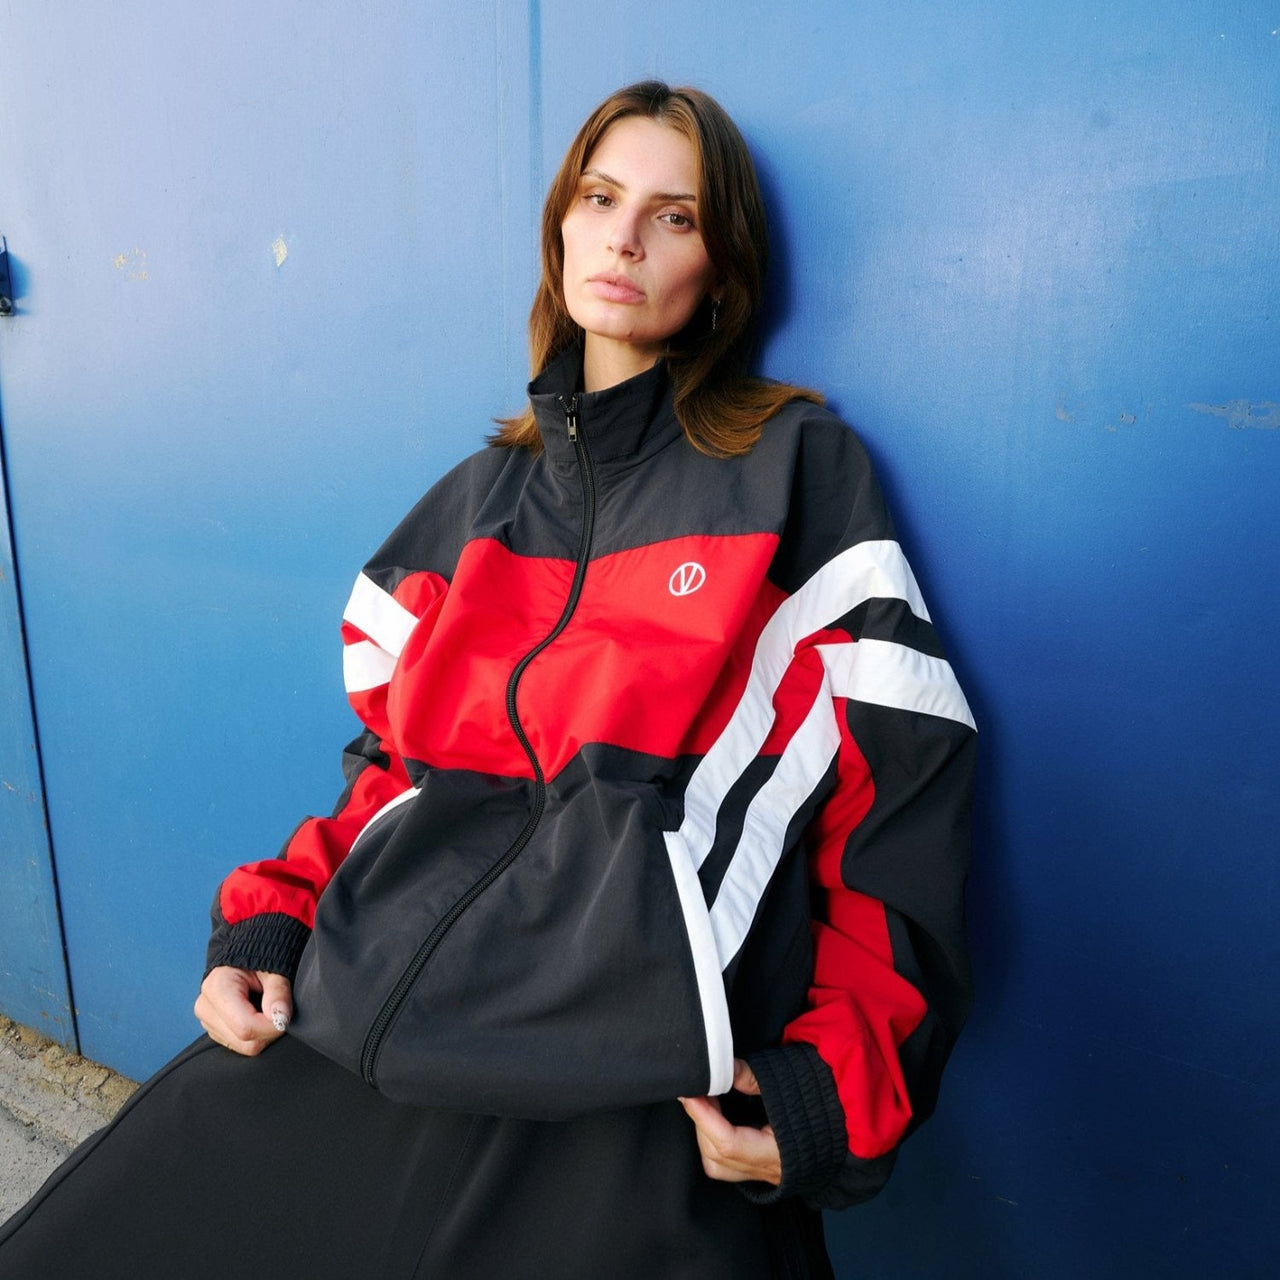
top-left (666, 255), bottom-right (714, 313)
top-left (560, 215), bottom-right (586, 276)
top-left (559, 229), bottom-right (577, 280)
top-left (655, 243), bottom-right (709, 294)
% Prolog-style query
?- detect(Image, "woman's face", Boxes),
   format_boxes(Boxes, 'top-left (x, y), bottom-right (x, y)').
top-left (561, 115), bottom-right (717, 389)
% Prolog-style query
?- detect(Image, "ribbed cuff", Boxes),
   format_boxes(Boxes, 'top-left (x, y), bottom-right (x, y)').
top-left (739, 1042), bottom-right (848, 1204)
top-left (205, 913), bottom-right (311, 982)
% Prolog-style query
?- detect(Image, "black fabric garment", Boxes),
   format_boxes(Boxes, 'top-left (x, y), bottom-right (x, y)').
top-left (0, 1035), bottom-right (833, 1279)
top-left (0, 354), bottom-right (973, 1277)
top-left (208, 351), bottom-right (975, 1205)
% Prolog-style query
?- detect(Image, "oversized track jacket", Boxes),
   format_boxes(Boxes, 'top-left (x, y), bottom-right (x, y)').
top-left (206, 347), bottom-right (977, 1209)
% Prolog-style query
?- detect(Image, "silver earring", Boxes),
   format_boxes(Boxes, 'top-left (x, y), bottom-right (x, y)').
top-left (711, 299), bottom-right (720, 332)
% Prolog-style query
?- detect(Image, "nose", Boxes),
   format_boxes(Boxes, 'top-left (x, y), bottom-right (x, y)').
top-left (607, 206), bottom-right (644, 259)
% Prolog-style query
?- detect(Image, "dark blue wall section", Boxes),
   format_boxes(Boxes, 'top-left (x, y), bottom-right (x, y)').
top-left (1, 2), bottom-right (1276, 1275)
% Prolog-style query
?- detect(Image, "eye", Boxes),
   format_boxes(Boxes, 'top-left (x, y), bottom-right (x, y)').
top-left (660, 210), bottom-right (696, 229)
top-left (585, 191), bottom-right (613, 208)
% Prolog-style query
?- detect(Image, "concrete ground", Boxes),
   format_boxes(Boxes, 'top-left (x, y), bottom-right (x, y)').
top-left (0, 1017), bottom-right (136, 1230)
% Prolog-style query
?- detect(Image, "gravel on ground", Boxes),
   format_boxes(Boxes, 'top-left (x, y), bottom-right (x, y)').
top-left (0, 1016), bottom-right (137, 1228)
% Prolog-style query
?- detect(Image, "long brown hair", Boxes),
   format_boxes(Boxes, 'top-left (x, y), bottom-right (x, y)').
top-left (492, 80), bottom-right (821, 457)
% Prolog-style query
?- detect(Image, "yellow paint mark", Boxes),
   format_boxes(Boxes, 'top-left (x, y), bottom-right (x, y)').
top-left (271, 237), bottom-right (288, 268)
top-left (111, 248), bottom-right (149, 281)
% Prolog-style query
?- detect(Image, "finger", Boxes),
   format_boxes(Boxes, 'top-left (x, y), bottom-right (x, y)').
top-left (732, 1058), bottom-right (761, 1095)
top-left (200, 965), bottom-right (258, 1010)
top-left (678, 1098), bottom-right (738, 1179)
top-left (194, 968), bottom-right (280, 1055)
top-left (680, 1097), bottom-right (750, 1168)
top-left (678, 1094), bottom-right (733, 1142)
top-left (699, 1123), bottom-right (783, 1185)
top-left (259, 971), bottom-right (293, 1032)
top-left (198, 971), bottom-right (261, 1038)
top-left (678, 1092), bottom-right (783, 1186)
top-left (195, 996), bottom-right (268, 1056)
top-left (194, 992), bottom-right (243, 1053)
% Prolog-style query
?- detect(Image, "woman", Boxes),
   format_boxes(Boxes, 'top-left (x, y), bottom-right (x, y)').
top-left (0, 81), bottom-right (975, 1278)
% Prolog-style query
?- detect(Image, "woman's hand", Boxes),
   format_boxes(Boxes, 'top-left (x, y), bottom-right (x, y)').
top-left (194, 965), bottom-right (293, 1056)
top-left (678, 1058), bottom-right (782, 1186)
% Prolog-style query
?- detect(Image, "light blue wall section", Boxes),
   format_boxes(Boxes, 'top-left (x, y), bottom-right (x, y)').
top-left (0, 0), bottom-right (537, 1075)
top-left (0, 2), bottom-right (1276, 1275)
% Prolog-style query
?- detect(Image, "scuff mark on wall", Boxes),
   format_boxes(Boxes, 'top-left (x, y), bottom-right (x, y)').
top-left (1103, 411), bottom-right (1139, 433)
top-left (1187, 400), bottom-right (1280, 430)
top-left (111, 248), bottom-right (148, 281)
top-left (271, 237), bottom-right (288, 268)
top-left (1055, 398), bottom-right (1141, 431)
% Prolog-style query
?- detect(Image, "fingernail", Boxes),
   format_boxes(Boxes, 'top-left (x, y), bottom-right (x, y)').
top-left (271, 1008), bottom-right (290, 1033)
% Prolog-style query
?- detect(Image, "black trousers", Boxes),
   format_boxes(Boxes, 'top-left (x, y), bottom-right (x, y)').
top-left (0, 1035), bottom-right (832, 1279)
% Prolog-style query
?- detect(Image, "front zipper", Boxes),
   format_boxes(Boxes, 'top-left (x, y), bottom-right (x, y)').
top-left (360, 393), bottom-right (597, 1086)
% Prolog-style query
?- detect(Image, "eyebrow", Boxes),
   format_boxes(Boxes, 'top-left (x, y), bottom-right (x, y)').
top-left (581, 168), bottom-right (698, 203)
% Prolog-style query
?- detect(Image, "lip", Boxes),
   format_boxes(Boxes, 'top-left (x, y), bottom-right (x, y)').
top-left (586, 272), bottom-right (645, 303)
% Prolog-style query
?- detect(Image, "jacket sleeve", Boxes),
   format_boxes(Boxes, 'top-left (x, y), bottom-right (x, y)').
top-left (204, 565), bottom-right (446, 980)
top-left (742, 416), bottom-right (977, 1210)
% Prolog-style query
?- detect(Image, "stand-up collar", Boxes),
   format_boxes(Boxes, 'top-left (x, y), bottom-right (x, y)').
top-left (528, 344), bottom-right (683, 469)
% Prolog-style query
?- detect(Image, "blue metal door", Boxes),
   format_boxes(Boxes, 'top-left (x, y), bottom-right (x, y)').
top-left (0, 387), bottom-right (73, 1045)
top-left (0, 1), bottom-right (538, 1077)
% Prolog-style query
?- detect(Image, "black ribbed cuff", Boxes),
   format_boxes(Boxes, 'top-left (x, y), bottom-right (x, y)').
top-left (205, 913), bottom-right (311, 982)
top-left (739, 1043), bottom-right (849, 1204)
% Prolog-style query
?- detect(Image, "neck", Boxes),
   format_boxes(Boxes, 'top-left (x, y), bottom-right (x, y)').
top-left (582, 334), bottom-right (663, 392)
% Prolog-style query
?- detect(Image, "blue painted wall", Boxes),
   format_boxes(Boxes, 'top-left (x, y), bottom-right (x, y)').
top-left (0, 431), bottom-right (73, 1042)
top-left (1, 2), bottom-right (1276, 1275)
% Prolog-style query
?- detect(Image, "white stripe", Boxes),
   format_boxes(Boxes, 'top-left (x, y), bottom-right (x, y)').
top-left (343, 640), bottom-right (398, 694)
top-left (709, 685), bottom-right (840, 969)
top-left (818, 639), bottom-right (975, 730)
top-left (704, 638), bottom-right (975, 968)
top-left (678, 540), bottom-right (928, 868)
top-left (343, 572), bottom-right (419, 658)
top-left (663, 832), bottom-right (736, 1096)
top-left (348, 785), bottom-right (422, 856)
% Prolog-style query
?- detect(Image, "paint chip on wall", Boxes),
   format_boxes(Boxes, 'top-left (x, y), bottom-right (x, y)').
top-left (1187, 400), bottom-right (1280, 430)
top-left (111, 248), bottom-right (149, 281)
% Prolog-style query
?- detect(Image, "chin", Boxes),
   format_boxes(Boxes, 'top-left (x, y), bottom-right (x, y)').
top-left (572, 309), bottom-right (646, 345)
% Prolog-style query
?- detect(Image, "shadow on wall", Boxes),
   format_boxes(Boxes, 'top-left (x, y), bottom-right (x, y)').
top-left (754, 151), bottom-right (799, 354)
top-left (0, 246), bottom-right (29, 317)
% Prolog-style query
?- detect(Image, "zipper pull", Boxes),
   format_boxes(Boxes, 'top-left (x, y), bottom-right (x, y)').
top-left (562, 394), bottom-right (579, 442)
